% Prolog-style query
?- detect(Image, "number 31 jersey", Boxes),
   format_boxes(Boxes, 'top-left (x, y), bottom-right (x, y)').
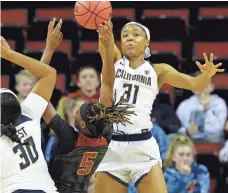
top-left (0, 93), bottom-right (57, 193)
top-left (113, 57), bottom-right (159, 134)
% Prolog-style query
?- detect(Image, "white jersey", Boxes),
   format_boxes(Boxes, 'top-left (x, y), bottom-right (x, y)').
top-left (113, 57), bottom-right (158, 134)
top-left (0, 93), bottom-right (57, 193)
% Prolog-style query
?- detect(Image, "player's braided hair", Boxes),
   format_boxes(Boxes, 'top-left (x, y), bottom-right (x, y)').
top-left (86, 98), bottom-right (136, 127)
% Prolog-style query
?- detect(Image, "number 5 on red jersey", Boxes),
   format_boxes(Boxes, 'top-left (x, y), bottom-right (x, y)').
top-left (77, 152), bottom-right (98, 175)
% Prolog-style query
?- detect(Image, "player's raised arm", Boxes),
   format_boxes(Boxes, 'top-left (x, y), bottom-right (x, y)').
top-left (99, 37), bottom-right (122, 64)
top-left (154, 53), bottom-right (224, 92)
top-left (97, 20), bottom-right (115, 107)
top-left (0, 36), bottom-right (56, 102)
top-left (38, 18), bottom-right (64, 124)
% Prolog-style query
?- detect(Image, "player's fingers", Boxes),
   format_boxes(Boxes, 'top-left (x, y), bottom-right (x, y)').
top-left (97, 23), bottom-right (105, 31)
top-left (103, 20), bottom-right (111, 30)
top-left (105, 20), bottom-right (112, 30)
top-left (53, 19), bottom-right (63, 35)
top-left (203, 52), bottom-right (209, 63)
top-left (215, 62), bottom-right (222, 68)
top-left (110, 20), bottom-right (113, 29)
top-left (105, 20), bottom-right (111, 28)
top-left (48, 20), bottom-right (52, 33)
top-left (49, 18), bottom-right (56, 33)
top-left (98, 34), bottom-right (103, 39)
top-left (195, 61), bottom-right (202, 68)
top-left (97, 27), bottom-right (104, 35)
top-left (1, 38), bottom-right (8, 47)
top-left (102, 22), bottom-right (110, 32)
top-left (52, 18), bottom-right (56, 28)
top-left (100, 27), bottom-right (107, 35)
top-left (57, 18), bottom-right (63, 30)
top-left (216, 68), bottom-right (225, 72)
top-left (59, 32), bottom-right (63, 39)
top-left (210, 53), bottom-right (214, 63)
top-left (60, 32), bottom-right (63, 40)
top-left (0, 36), bottom-right (6, 43)
top-left (55, 19), bottom-right (63, 32)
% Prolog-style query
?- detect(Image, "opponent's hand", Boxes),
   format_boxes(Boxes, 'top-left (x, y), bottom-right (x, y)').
top-left (195, 53), bottom-right (224, 77)
top-left (46, 18), bottom-right (63, 51)
top-left (0, 36), bottom-right (12, 59)
top-left (97, 20), bottom-right (113, 46)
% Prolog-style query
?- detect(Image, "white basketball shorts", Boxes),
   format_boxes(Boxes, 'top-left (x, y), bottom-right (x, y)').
top-left (96, 136), bottom-right (162, 186)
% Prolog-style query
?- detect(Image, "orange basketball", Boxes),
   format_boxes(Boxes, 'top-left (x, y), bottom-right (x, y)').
top-left (74, 1), bottom-right (112, 30)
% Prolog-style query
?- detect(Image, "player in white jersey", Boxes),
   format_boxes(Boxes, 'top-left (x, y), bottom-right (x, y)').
top-left (94, 21), bottom-right (224, 193)
top-left (0, 19), bottom-right (62, 193)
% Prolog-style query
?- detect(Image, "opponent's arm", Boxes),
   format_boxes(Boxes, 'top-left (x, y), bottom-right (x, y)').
top-left (154, 53), bottom-right (224, 92)
top-left (97, 20), bottom-right (115, 107)
top-left (39, 18), bottom-right (63, 124)
top-left (1, 37), bottom-right (56, 102)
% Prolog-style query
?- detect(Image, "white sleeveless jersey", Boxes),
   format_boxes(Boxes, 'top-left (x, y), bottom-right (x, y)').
top-left (113, 57), bottom-right (158, 134)
top-left (0, 93), bottom-right (57, 193)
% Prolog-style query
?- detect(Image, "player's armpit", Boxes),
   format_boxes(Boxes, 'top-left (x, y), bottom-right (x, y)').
top-left (43, 102), bottom-right (57, 124)
top-left (154, 63), bottom-right (196, 91)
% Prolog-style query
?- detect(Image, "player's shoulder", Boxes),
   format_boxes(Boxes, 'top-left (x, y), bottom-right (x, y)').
top-left (21, 92), bottom-right (48, 119)
top-left (23, 92), bottom-right (46, 103)
top-left (143, 60), bottom-right (155, 70)
top-left (153, 63), bottom-right (169, 75)
top-left (49, 114), bottom-right (72, 130)
top-left (114, 57), bottom-right (124, 66)
top-left (15, 114), bottom-right (34, 127)
top-left (76, 133), bottom-right (109, 147)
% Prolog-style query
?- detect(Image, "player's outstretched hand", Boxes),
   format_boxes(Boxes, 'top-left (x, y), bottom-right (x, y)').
top-left (97, 20), bottom-right (113, 46)
top-left (46, 18), bottom-right (63, 51)
top-left (0, 36), bottom-right (12, 60)
top-left (195, 53), bottom-right (224, 77)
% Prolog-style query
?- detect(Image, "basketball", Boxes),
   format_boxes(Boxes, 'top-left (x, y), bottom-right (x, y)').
top-left (74, 1), bottom-right (112, 30)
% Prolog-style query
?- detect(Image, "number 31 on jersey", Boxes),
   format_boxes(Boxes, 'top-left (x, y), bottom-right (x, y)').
top-left (121, 83), bottom-right (139, 104)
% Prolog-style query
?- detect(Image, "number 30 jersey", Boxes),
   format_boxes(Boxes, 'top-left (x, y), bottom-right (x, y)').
top-left (0, 93), bottom-right (57, 193)
top-left (113, 57), bottom-right (159, 134)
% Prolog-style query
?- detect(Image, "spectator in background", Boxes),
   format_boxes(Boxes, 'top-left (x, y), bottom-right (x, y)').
top-left (219, 139), bottom-right (228, 164)
top-left (15, 69), bottom-right (35, 103)
top-left (219, 121), bottom-right (228, 164)
top-left (176, 71), bottom-right (227, 143)
top-left (56, 97), bottom-right (85, 126)
top-left (151, 92), bottom-right (181, 134)
top-left (67, 65), bottom-right (100, 103)
top-left (152, 124), bottom-right (170, 160)
top-left (45, 98), bottom-right (85, 162)
top-left (164, 135), bottom-right (210, 193)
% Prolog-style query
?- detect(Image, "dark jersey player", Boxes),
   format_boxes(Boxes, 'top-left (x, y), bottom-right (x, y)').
top-left (41, 18), bottom-right (135, 193)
